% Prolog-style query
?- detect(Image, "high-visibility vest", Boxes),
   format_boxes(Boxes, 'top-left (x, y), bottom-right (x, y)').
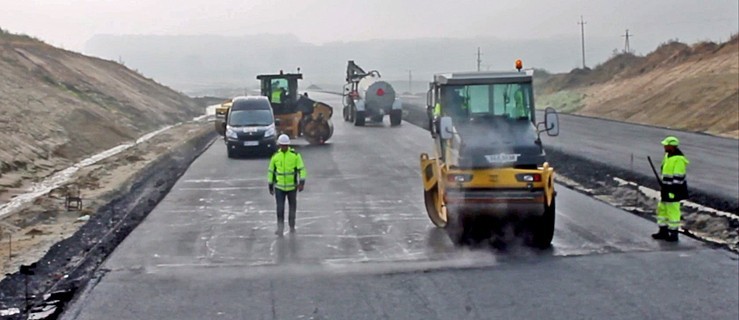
top-left (661, 151), bottom-right (689, 201)
top-left (271, 90), bottom-right (282, 103)
top-left (268, 148), bottom-right (307, 191)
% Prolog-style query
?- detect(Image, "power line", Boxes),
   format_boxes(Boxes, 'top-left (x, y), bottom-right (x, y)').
top-left (578, 15), bottom-right (587, 68)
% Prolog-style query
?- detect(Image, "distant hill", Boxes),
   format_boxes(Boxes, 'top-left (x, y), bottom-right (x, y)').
top-left (84, 34), bottom-right (619, 95)
top-left (536, 35), bottom-right (739, 138)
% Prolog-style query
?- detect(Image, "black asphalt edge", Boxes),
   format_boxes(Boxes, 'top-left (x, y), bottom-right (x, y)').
top-left (0, 126), bottom-right (218, 320)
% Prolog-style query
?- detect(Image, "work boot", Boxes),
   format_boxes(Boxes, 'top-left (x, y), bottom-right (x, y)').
top-left (275, 224), bottom-right (284, 236)
top-left (665, 230), bottom-right (679, 242)
top-left (651, 226), bottom-right (668, 240)
top-left (289, 227), bottom-right (296, 234)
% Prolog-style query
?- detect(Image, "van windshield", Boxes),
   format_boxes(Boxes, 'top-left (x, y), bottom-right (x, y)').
top-left (228, 110), bottom-right (273, 126)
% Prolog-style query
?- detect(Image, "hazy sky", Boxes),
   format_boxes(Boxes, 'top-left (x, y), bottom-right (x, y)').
top-left (1, 0), bottom-right (737, 56)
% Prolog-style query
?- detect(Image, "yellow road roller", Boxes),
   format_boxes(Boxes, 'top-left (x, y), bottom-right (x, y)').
top-left (420, 62), bottom-right (561, 247)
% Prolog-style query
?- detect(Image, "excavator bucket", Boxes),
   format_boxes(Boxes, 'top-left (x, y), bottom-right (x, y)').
top-left (420, 153), bottom-right (447, 227)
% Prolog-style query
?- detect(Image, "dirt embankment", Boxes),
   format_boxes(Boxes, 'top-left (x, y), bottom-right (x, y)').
top-left (0, 30), bottom-right (215, 317)
top-left (0, 30), bottom-right (203, 203)
top-left (536, 35), bottom-right (739, 138)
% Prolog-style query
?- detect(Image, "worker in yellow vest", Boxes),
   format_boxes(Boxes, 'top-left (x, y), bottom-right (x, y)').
top-left (268, 134), bottom-right (307, 235)
top-left (652, 136), bottom-right (689, 242)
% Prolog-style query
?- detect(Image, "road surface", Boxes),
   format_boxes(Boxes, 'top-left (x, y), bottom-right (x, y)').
top-left (540, 112), bottom-right (739, 202)
top-left (63, 93), bottom-right (738, 320)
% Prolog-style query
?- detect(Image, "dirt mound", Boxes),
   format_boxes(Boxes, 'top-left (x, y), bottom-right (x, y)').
top-left (536, 35), bottom-right (739, 138)
top-left (0, 31), bottom-right (203, 202)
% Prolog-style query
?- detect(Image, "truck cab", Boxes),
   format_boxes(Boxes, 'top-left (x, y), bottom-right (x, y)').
top-left (420, 65), bottom-right (561, 247)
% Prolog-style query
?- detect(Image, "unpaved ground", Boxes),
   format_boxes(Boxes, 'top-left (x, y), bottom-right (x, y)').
top-left (0, 31), bottom-right (202, 208)
top-left (0, 121), bottom-right (211, 279)
top-left (536, 36), bottom-right (739, 138)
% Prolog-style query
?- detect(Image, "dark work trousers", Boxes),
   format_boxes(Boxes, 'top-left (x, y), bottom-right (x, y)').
top-left (275, 189), bottom-right (298, 229)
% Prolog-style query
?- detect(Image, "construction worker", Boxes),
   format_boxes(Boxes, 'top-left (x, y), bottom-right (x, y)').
top-left (271, 83), bottom-right (284, 104)
top-left (268, 134), bottom-right (307, 236)
top-left (512, 85), bottom-right (528, 119)
top-left (432, 96), bottom-right (442, 133)
top-left (652, 136), bottom-right (689, 242)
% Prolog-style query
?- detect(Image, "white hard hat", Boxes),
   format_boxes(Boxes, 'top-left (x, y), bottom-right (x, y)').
top-left (277, 134), bottom-right (291, 145)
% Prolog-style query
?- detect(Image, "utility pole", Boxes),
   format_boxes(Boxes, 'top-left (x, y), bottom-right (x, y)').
top-left (622, 29), bottom-right (634, 53)
top-left (578, 15), bottom-right (587, 69)
top-left (406, 69), bottom-right (412, 94)
top-left (476, 47), bottom-right (482, 72)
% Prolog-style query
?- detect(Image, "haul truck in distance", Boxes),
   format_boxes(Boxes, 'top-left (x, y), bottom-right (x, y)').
top-left (420, 61), bottom-right (561, 247)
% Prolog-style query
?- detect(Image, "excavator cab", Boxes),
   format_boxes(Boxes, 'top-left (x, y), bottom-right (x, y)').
top-left (257, 71), bottom-right (334, 144)
top-left (420, 63), bottom-right (561, 247)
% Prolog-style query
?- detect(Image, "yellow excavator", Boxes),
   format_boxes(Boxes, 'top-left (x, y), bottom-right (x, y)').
top-left (420, 61), bottom-right (561, 247)
top-left (257, 71), bottom-right (334, 144)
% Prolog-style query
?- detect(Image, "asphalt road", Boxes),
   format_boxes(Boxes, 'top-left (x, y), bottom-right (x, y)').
top-left (63, 93), bottom-right (738, 320)
top-left (539, 112), bottom-right (739, 202)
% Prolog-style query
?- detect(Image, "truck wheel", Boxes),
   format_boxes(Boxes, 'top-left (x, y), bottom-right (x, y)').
top-left (343, 106), bottom-right (350, 122)
top-left (390, 109), bottom-right (402, 126)
top-left (349, 106), bottom-right (356, 122)
top-left (354, 111), bottom-right (365, 126)
top-left (530, 197), bottom-right (556, 249)
top-left (227, 148), bottom-right (235, 159)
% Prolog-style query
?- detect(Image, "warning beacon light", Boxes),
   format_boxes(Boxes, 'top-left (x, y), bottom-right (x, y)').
top-left (515, 59), bottom-right (523, 71)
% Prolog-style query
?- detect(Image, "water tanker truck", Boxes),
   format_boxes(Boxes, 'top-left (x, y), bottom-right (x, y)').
top-left (343, 60), bottom-right (403, 126)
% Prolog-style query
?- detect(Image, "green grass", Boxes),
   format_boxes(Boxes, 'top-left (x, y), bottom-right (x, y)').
top-left (535, 90), bottom-right (586, 113)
